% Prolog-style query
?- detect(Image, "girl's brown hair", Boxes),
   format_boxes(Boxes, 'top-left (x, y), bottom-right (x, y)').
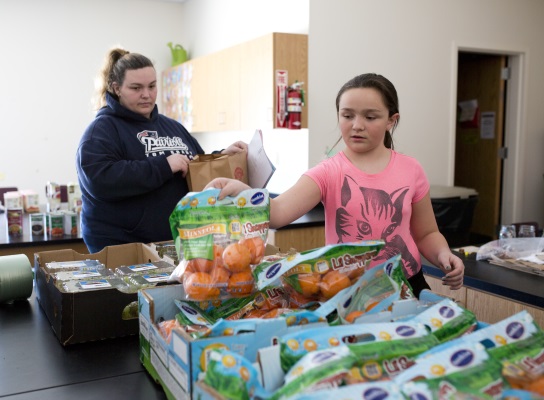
top-left (335, 73), bottom-right (400, 149)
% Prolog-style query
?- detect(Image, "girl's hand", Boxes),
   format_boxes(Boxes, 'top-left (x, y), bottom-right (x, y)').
top-left (204, 178), bottom-right (251, 199)
top-left (222, 141), bottom-right (248, 155)
top-left (437, 251), bottom-right (465, 290)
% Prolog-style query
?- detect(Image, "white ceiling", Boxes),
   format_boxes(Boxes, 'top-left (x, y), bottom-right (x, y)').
top-left (145, 0), bottom-right (188, 3)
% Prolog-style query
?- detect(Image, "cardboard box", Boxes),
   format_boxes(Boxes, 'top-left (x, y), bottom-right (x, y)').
top-left (139, 283), bottom-right (326, 399)
top-left (35, 242), bottom-right (164, 346)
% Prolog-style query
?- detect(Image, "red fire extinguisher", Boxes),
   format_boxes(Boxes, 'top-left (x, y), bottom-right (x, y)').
top-left (287, 81), bottom-right (304, 129)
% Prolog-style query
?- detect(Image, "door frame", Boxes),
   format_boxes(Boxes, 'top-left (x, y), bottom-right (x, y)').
top-left (449, 43), bottom-right (526, 226)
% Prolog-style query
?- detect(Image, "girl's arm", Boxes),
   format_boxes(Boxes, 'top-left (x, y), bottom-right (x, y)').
top-left (410, 192), bottom-right (465, 290)
top-left (269, 175), bottom-right (321, 229)
top-left (206, 175), bottom-right (321, 229)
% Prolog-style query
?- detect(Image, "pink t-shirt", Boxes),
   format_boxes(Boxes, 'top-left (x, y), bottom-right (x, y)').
top-left (305, 150), bottom-right (429, 278)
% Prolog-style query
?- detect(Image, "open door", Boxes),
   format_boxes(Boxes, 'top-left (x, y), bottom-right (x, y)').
top-left (454, 52), bottom-right (507, 240)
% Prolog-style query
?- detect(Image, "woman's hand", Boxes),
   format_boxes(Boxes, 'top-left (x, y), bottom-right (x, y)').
top-left (204, 177), bottom-right (251, 199)
top-left (437, 251), bottom-right (465, 290)
top-left (222, 141), bottom-right (248, 155)
top-left (167, 154), bottom-right (191, 177)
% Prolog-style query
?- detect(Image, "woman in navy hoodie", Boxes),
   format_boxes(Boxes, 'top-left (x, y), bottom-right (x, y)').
top-left (76, 48), bottom-right (246, 253)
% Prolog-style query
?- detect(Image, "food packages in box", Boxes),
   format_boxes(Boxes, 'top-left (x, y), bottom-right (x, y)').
top-left (169, 188), bottom-right (269, 301)
top-left (395, 341), bottom-right (508, 398)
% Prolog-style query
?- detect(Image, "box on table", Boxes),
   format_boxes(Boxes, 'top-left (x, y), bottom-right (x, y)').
top-left (35, 242), bottom-right (165, 346)
top-left (139, 282), bottom-right (326, 400)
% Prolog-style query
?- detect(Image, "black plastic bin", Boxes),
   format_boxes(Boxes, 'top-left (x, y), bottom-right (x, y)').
top-left (430, 185), bottom-right (478, 247)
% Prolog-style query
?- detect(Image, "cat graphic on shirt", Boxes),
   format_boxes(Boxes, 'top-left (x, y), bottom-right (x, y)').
top-left (335, 175), bottom-right (418, 276)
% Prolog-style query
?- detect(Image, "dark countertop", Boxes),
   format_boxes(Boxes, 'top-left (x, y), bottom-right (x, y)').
top-left (268, 193), bottom-right (325, 230)
top-left (0, 289), bottom-right (166, 399)
top-left (278, 204), bottom-right (325, 229)
top-left (422, 252), bottom-right (544, 309)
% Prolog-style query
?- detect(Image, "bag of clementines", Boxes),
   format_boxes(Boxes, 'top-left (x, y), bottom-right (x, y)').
top-left (168, 188), bottom-right (269, 301)
top-left (253, 241), bottom-right (385, 308)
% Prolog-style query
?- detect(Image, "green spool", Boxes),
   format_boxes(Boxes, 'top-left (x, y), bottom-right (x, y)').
top-left (0, 254), bottom-right (33, 304)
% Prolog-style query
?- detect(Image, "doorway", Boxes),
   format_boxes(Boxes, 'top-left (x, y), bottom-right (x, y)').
top-left (454, 52), bottom-right (508, 240)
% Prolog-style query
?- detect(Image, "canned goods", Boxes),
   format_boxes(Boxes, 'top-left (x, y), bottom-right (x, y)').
top-left (30, 213), bottom-right (45, 236)
top-left (47, 212), bottom-right (64, 237)
top-left (64, 212), bottom-right (78, 236)
top-left (7, 208), bottom-right (24, 237)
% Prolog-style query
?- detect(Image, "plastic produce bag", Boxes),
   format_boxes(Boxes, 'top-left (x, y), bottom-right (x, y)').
top-left (476, 238), bottom-right (544, 262)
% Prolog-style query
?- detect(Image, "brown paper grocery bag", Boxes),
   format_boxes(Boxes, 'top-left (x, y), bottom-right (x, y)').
top-left (187, 151), bottom-right (248, 192)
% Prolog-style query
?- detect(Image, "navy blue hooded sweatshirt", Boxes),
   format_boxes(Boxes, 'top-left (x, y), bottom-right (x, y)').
top-left (76, 92), bottom-right (204, 252)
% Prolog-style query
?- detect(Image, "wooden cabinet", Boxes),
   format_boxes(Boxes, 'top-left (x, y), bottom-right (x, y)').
top-left (465, 288), bottom-right (544, 327)
top-left (424, 275), bottom-right (467, 306)
top-left (162, 32), bottom-right (308, 132)
top-left (207, 46), bottom-right (240, 131)
top-left (425, 274), bottom-right (543, 327)
top-left (267, 226), bottom-right (325, 253)
top-left (239, 32), bottom-right (308, 130)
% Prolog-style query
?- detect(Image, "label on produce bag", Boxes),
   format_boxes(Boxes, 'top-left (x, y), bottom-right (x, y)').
top-left (142, 273), bottom-right (170, 283)
top-left (128, 263), bottom-right (157, 272)
top-left (78, 280), bottom-right (112, 290)
top-left (71, 269), bottom-right (102, 278)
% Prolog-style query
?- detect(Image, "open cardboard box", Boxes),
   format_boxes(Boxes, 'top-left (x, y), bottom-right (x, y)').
top-left (191, 291), bottom-right (459, 399)
top-left (138, 243), bottom-right (329, 399)
top-left (139, 283), bottom-right (327, 399)
top-left (35, 242), bottom-right (165, 346)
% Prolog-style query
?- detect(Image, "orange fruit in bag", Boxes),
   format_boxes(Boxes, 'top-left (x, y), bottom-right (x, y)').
top-left (527, 375), bottom-right (544, 395)
top-left (213, 244), bottom-right (225, 268)
top-left (345, 310), bottom-right (365, 324)
top-left (286, 287), bottom-right (317, 308)
top-left (223, 243), bottom-right (252, 273)
top-left (298, 273), bottom-right (321, 297)
top-left (186, 258), bottom-right (214, 273)
top-left (184, 272), bottom-right (220, 300)
top-left (238, 236), bottom-right (266, 264)
top-left (320, 270), bottom-right (351, 299)
top-left (210, 266), bottom-right (230, 286)
top-left (243, 309), bottom-right (268, 319)
top-left (261, 308), bottom-right (295, 319)
top-left (227, 270), bottom-right (254, 296)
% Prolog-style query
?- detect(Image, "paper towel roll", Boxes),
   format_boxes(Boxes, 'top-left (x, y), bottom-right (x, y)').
top-left (0, 254), bottom-right (33, 304)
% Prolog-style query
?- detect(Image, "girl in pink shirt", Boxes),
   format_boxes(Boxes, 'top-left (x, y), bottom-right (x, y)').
top-left (207, 73), bottom-right (464, 297)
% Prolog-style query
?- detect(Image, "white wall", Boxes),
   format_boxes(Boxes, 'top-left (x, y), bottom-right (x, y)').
top-left (177, 0), bottom-right (309, 59)
top-left (0, 0), bottom-right (185, 198)
top-left (0, 0), bottom-right (310, 199)
top-left (174, 0), bottom-right (310, 194)
top-left (309, 0), bottom-right (544, 228)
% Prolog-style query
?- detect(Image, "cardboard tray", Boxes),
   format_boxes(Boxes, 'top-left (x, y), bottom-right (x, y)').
top-left (138, 281), bottom-right (325, 399)
top-left (35, 242), bottom-right (164, 346)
